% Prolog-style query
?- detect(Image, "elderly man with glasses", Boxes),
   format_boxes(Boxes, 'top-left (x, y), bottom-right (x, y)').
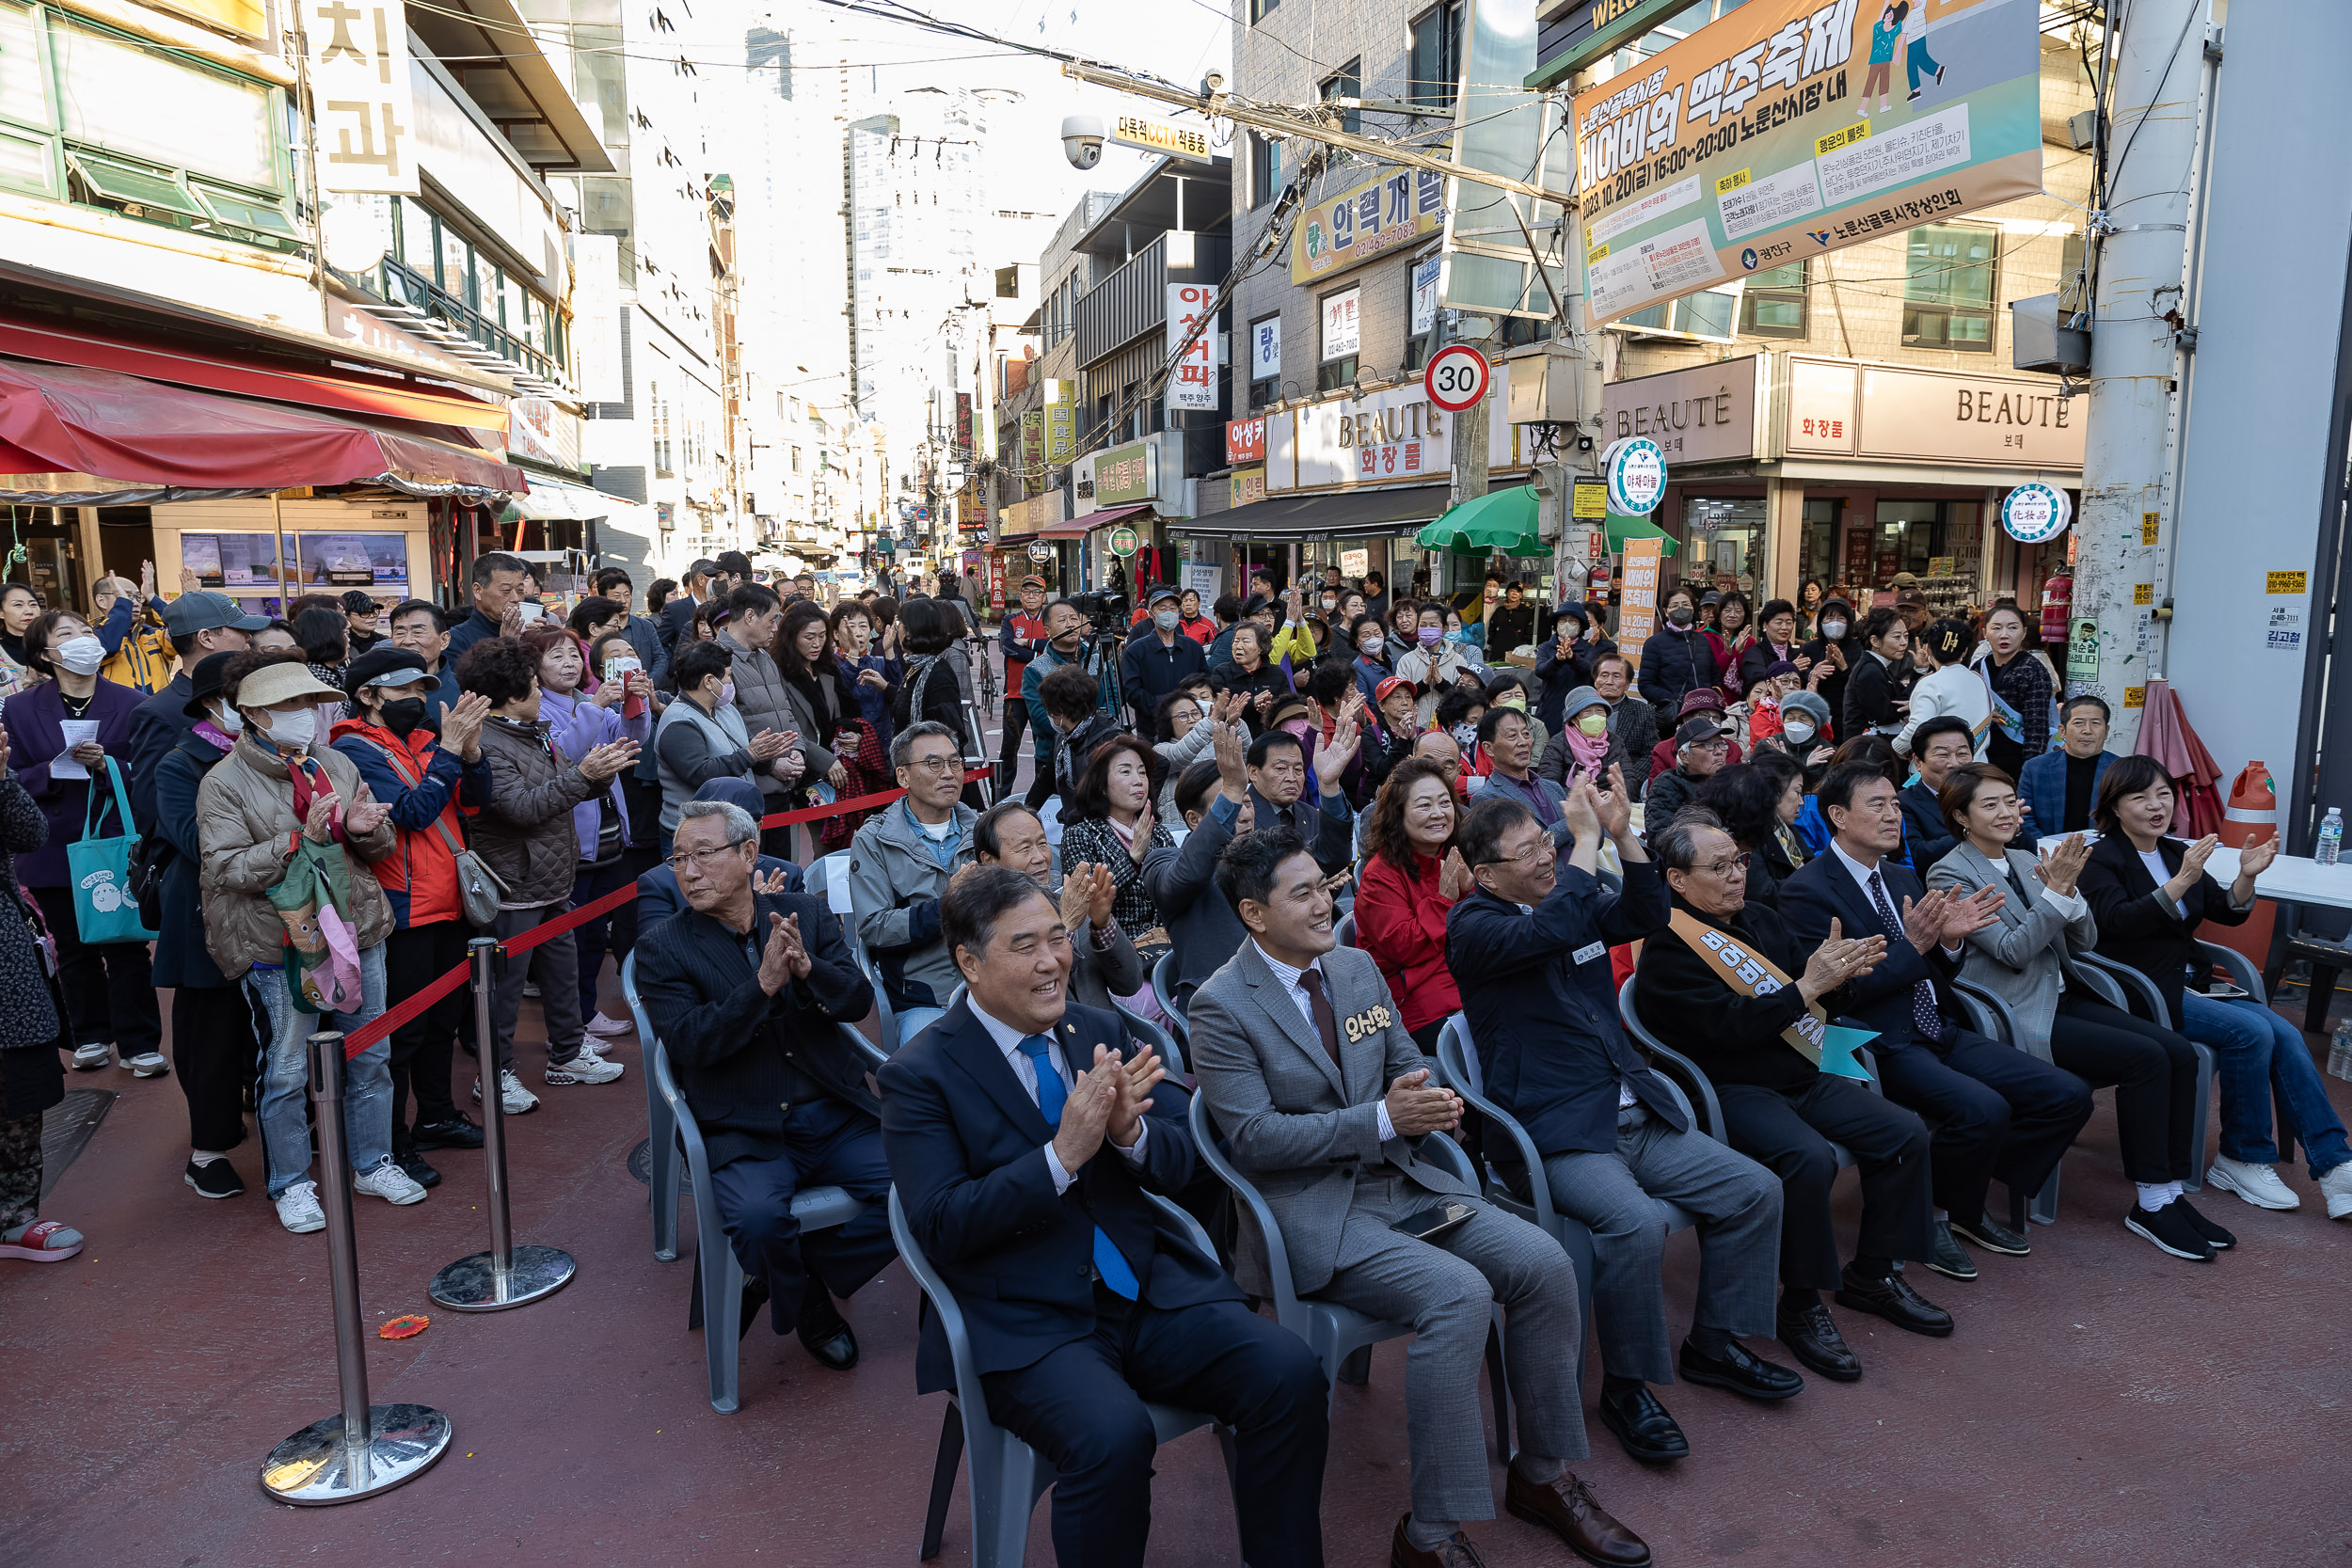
top-left (635, 797), bottom-right (889, 1369)
top-left (1448, 784), bottom-right (1798, 1466)
top-left (848, 721), bottom-right (979, 1045)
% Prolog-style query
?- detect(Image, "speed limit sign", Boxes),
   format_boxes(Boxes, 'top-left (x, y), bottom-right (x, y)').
top-left (1423, 345), bottom-right (1490, 413)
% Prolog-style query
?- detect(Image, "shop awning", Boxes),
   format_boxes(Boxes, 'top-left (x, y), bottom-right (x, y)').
top-left (1040, 502), bottom-right (1149, 539)
top-left (0, 358), bottom-right (525, 502)
top-left (1418, 484), bottom-right (1548, 557)
top-left (1605, 513), bottom-right (1678, 556)
top-left (506, 478), bottom-right (632, 520)
top-left (1173, 483), bottom-right (1451, 542)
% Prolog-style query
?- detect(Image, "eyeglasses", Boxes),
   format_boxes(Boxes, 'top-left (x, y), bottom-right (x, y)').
top-left (1695, 853), bottom-right (1752, 879)
top-left (666, 843), bottom-right (748, 875)
top-left (904, 755), bottom-right (963, 776)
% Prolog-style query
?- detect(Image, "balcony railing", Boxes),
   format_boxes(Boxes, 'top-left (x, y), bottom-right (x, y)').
top-left (359, 256), bottom-right (569, 392)
top-left (1074, 230), bottom-right (1232, 370)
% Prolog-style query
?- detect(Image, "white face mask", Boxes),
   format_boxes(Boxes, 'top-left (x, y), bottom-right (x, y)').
top-left (263, 708), bottom-right (318, 750)
top-left (51, 634), bottom-right (104, 676)
top-left (1784, 721), bottom-right (1815, 746)
top-left (211, 703), bottom-right (244, 735)
top-left (1820, 620), bottom-right (1847, 641)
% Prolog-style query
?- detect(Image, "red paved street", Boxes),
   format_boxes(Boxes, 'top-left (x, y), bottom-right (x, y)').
top-left (8, 977), bottom-right (2352, 1568)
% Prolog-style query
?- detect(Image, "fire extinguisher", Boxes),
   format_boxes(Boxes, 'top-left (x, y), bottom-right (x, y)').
top-left (2040, 566), bottom-right (2073, 647)
top-left (2211, 761), bottom-right (2279, 973)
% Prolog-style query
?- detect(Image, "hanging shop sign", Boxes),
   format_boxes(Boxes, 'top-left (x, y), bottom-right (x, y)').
top-left (2000, 483), bottom-right (2071, 543)
top-left (1043, 381), bottom-right (1078, 465)
top-left (1027, 541), bottom-right (1054, 562)
top-left (1602, 436), bottom-right (1668, 515)
top-left (307, 0), bottom-right (419, 195)
top-left (1294, 167), bottom-right (1447, 284)
top-left (1106, 525), bottom-right (1141, 557)
top-left (1166, 284), bottom-right (1218, 414)
top-left (1227, 416), bottom-right (1267, 465)
top-left (1111, 115), bottom-right (1214, 165)
top-left (1570, 0), bottom-right (2044, 330)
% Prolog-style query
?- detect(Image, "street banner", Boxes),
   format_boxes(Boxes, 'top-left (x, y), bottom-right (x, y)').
top-left (1571, 0), bottom-right (2043, 329)
top-left (1618, 536), bottom-right (1664, 667)
top-left (305, 0), bottom-right (419, 195)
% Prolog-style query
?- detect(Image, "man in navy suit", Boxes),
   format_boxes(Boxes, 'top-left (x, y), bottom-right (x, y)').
top-left (1779, 764), bottom-right (2091, 1308)
top-left (633, 777), bottom-right (802, 934)
top-left (636, 798), bottom-right (886, 1370)
top-left (881, 865), bottom-right (1328, 1568)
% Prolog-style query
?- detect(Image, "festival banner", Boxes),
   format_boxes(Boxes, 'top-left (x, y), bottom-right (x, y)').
top-left (1571, 0), bottom-right (2043, 328)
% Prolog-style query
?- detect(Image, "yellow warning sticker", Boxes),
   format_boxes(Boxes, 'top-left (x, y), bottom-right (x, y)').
top-left (2267, 571), bottom-right (2308, 595)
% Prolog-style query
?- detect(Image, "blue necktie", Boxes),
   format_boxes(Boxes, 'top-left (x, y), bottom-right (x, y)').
top-left (1017, 1034), bottom-right (1140, 1300)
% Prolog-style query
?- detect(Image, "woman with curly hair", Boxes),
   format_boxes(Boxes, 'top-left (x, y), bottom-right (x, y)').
top-left (1353, 754), bottom-right (1473, 1049)
top-left (1054, 734), bottom-right (1174, 951)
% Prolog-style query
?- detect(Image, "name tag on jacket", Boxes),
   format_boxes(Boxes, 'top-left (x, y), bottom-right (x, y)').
top-left (1341, 1004), bottom-right (1394, 1042)
top-left (1571, 941), bottom-right (1607, 965)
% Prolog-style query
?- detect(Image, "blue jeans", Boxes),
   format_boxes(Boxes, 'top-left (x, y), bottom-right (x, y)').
top-left (247, 943), bottom-right (392, 1199)
top-left (2177, 991), bottom-right (2352, 1179)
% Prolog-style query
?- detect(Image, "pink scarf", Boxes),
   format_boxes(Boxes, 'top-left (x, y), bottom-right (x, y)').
top-left (1563, 720), bottom-right (1612, 779)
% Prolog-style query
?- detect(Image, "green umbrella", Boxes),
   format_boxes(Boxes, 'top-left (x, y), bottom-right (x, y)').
top-left (1415, 484), bottom-right (1549, 558)
top-left (1605, 511), bottom-right (1677, 556)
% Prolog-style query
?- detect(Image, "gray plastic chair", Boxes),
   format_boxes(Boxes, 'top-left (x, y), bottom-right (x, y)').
top-left (1614, 977), bottom-right (1861, 1173)
top-left (1185, 1090), bottom-right (1515, 1462)
top-left (622, 952), bottom-right (683, 1260)
top-left (2080, 945), bottom-right (2259, 1172)
top-left (1152, 949), bottom-right (1187, 1021)
top-left (889, 1186), bottom-right (1241, 1568)
top-left (644, 1023), bottom-right (882, 1413)
top-left (1334, 911), bottom-right (1358, 949)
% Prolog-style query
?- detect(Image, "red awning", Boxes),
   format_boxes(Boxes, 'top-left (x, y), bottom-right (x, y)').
top-left (0, 311), bottom-right (509, 432)
top-left (1040, 502), bottom-right (1149, 539)
top-left (0, 359), bottom-right (524, 496)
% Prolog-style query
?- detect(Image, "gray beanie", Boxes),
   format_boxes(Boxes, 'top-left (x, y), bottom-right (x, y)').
top-left (1778, 690), bottom-right (1832, 731)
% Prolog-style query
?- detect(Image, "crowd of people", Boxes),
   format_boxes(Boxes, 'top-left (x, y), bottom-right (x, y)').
top-left (5, 552), bottom-right (2347, 1568)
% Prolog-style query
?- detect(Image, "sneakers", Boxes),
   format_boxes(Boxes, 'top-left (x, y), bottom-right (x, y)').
top-left (546, 1052), bottom-right (625, 1086)
top-left (183, 1158), bottom-right (244, 1199)
top-left (583, 1010), bottom-right (634, 1039)
top-left (2208, 1155), bottom-right (2300, 1211)
top-left (2123, 1200), bottom-right (2215, 1261)
top-left (121, 1051), bottom-right (169, 1078)
top-left (71, 1043), bottom-right (109, 1070)
top-left (2321, 1163), bottom-right (2352, 1220)
top-left (473, 1069), bottom-right (540, 1115)
top-left (522, 981), bottom-right (541, 999)
top-left (353, 1159), bottom-right (428, 1206)
top-left (276, 1180), bottom-right (326, 1233)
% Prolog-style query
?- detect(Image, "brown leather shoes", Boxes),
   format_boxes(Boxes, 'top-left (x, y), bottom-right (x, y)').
top-left (1503, 1467), bottom-right (1653, 1567)
top-left (1390, 1513), bottom-right (1488, 1567)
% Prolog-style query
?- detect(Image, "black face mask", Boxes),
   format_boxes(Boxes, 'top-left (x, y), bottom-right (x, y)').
top-left (379, 697), bottom-right (428, 736)
top-left (1667, 607), bottom-right (1694, 627)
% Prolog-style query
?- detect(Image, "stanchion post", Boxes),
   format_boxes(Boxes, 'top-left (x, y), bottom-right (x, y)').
top-left (260, 1031), bottom-right (452, 1504)
top-left (429, 937), bottom-right (576, 1310)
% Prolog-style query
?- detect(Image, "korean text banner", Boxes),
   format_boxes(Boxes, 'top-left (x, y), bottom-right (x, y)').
top-left (1571, 0), bottom-right (2042, 329)
top-left (1293, 167), bottom-right (1446, 285)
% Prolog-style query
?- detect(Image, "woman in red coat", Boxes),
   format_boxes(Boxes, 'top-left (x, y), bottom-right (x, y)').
top-left (1353, 754), bottom-right (1473, 1050)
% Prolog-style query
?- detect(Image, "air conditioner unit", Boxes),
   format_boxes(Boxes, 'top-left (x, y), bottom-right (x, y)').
top-left (2010, 293), bottom-right (2091, 378)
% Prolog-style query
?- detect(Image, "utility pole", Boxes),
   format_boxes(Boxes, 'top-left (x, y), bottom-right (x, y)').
top-left (2072, 0), bottom-right (2211, 749)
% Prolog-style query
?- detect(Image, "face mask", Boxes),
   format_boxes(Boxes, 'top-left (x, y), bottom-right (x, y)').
top-left (1577, 711), bottom-right (1609, 737)
top-left (1320, 596), bottom-right (1337, 612)
top-left (379, 697), bottom-right (428, 736)
top-left (211, 703), bottom-right (244, 735)
top-left (1154, 609), bottom-right (1181, 631)
top-left (1444, 628), bottom-right (1470, 645)
top-left (1279, 719), bottom-right (1311, 742)
top-left (263, 708), bottom-right (318, 750)
top-left (1667, 607), bottom-right (1694, 627)
top-left (1451, 721), bottom-right (1481, 751)
top-left (1784, 722), bottom-right (1816, 746)
top-left (1417, 626), bottom-right (1442, 648)
top-left (1497, 694), bottom-right (1527, 713)
top-left (51, 634), bottom-right (104, 676)
top-left (1821, 620), bottom-right (1848, 640)
top-left (717, 679), bottom-right (737, 707)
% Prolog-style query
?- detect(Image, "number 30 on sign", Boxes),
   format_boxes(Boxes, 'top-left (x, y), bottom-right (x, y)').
top-left (1423, 344), bottom-right (1490, 413)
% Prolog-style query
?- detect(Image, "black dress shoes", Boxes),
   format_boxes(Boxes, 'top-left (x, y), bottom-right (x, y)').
top-left (1776, 1301), bottom-right (1861, 1382)
top-left (797, 1289), bottom-right (859, 1370)
top-left (1950, 1211), bottom-right (2031, 1256)
top-left (412, 1117), bottom-right (485, 1150)
top-left (1677, 1338), bottom-right (1804, 1401)
top-left (2173, 1196), bottom-right (2235, 1250)
top-left (1597, 1382), bottom-right (1689, 1463)
top-left (1925, 1219), bottom-right (1977, 1281)
top-left (1835, 1263), bottom-right (1955, 1337)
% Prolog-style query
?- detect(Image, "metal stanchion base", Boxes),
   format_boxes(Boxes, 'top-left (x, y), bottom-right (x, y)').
top-left (261, 1403), bottom-right (452, 1504)
top-left (429, 1243), bottom-right (576, 1311)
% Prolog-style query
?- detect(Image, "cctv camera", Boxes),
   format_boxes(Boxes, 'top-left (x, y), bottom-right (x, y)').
top-left (1202, 71), bottom-right (1225, 96)
top-left (1061, 113), bottom-right (1104, 170)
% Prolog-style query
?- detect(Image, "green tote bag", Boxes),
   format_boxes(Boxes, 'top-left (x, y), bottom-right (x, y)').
top-left (69, 762), bottom-right (158, 944)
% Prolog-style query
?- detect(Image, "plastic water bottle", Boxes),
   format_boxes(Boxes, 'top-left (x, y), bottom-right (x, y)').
top-left (2320, 808), bottom-right (2344, 867)
top-left (2331, 1018), bottom-right (2352, 1083)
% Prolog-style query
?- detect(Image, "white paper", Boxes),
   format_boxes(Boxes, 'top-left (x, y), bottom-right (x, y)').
top-left (51, 720), bottom-right (99, 780)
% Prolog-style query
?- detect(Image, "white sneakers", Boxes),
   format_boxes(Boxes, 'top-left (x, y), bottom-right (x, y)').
top-left (2208, 1155), bottom-right (2300, 1211)
top-left (275, 1180), bottom-right (326, 1233)
top-left (122, 1052), bottom-right (169, 1077)
top-left (474, 1069), bottom-right (540, 1115)
top-left (71, 1043), bottom-right (109, 1070)
top-left (2321, 1163), bottom-right (2352, 1221)
top-left (546, 1052), bottom-right (625, 1087)
top-left (583, 1011), bottom-right (634, 1039)
top-left (352, 1160), bottom-right (428, 1206)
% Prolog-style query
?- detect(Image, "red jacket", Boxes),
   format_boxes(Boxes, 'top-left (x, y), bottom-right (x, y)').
top-left (1355, 847), bottom-right (1461, 1033)
top-left (327, 718), bottom-right (489, 927)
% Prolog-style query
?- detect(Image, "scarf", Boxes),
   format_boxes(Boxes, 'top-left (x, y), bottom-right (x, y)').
top-left (192, 720), bottom-right (237, 752)
top-left (1563, 721), bottom-right (1612, 778)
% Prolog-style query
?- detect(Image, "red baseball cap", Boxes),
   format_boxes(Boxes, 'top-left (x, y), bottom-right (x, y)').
top-left (1375, 675), bottom-right (1411, 705)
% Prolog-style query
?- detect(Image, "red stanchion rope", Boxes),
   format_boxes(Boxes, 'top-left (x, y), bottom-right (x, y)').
top-left (337, 766), bottom-right (992, 1057)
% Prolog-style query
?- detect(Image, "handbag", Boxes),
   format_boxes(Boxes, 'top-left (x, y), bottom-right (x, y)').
top-left (125, 828), bottom-right (174, 931)
top-left (68, 763), bottom-right (158, 944)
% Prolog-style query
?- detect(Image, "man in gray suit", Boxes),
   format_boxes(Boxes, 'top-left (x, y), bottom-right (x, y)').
top-left (1188, 828), bottom-right (1652, 1568)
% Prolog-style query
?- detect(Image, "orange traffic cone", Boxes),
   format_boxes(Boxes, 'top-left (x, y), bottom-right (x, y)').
top-left (2209, 761), bottom-right (2278, 975)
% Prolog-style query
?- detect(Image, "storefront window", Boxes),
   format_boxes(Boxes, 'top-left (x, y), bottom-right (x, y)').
top-left (1799, 497), bottom-right (1838, 585)
top-left (1873, 499), bottom-right (1942, 583)
top-left (1683, 496), bottom-right (1766, 591)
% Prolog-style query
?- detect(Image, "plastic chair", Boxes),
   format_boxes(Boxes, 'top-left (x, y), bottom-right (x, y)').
top-left (1333, 912), bottom-right (1358, 950)
top-left (644, 1025), bottom-right (882, 1414)
top-left (1185, 1091), bottom-right (1516, 1463)
top-left (621, 952), bottom-right (682, 1261)
top-left (1152, 949), bottom-right (1187, 1022)
top-left (1614, 978), bottom-right (1859, 1173)
top-left (2082, 944), bottom-right (2277, 1172)
top-left (889, 1187), bottom-right (1241, 1568)
top-left (1113, 999), bottom-right (1186, 1079)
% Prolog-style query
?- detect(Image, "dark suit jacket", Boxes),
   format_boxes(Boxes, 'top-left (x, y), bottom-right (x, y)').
top-left (1633, 895), bottom-right (1819, 1096)
top-left (634, 889), bottom-right (874, 1170)
top-left (1143, 794), bottom-right (1254, 1003)
top-left (633, 853), bottom-right (803, 929)
top-left (879, 997), bottom-right (1239, 1392)
top-left (1899, 780), bottom-right (1958, 870)
top-left (2017, 748), bottom-right (2116, 841)
top-left (1248, 784), bottom-right (1353, 876)
top-left (1776, 849), bottom-right (1963, 1050)
top-left (127, 671), bottom-right (196, 830)
top-left (1445, 862), bottom-right (1679, 1155)
top-left (2078, 831), bottom-right (2252, 1023)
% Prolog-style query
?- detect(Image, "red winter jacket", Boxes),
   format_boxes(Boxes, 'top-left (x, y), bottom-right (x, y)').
top-left (1355, 847), bottom-right (1462, 1034)
top-left (327, 718), bottom-right (490, 927)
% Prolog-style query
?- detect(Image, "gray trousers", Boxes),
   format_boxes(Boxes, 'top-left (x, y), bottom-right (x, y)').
top-left (1319, 1170), bottom-right (1585, 1527)
top-left (1544, 1103), bottom-right (1783, 1384)
top-left (489, 902), bottom-right (586, 1071)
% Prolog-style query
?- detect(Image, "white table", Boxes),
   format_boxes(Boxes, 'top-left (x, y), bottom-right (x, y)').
top-left (2202, 847), bottom-right (2352, 912)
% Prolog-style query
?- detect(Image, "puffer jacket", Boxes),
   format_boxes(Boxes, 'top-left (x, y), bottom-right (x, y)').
top-left (472, 714), bottom-right (601, 907)
top-left (195, 735), bottom-right (397, 977)
top-left (720, 631), bottom-right (822, 795)
top-left (329, 717), bottom-right (491, 927)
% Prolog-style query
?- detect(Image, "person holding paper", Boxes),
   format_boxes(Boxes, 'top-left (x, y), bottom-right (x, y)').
top-left (1634, 809), bottom-right (1939, 1384)
top-left (2, 610), bottom-right (162, 1077)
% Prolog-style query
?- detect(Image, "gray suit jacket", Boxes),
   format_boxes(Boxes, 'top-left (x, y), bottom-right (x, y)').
top-left (1925, 839), bottom-right (2099, 1056)
top-left (1188, 942), bottom-right (1473, 1298)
